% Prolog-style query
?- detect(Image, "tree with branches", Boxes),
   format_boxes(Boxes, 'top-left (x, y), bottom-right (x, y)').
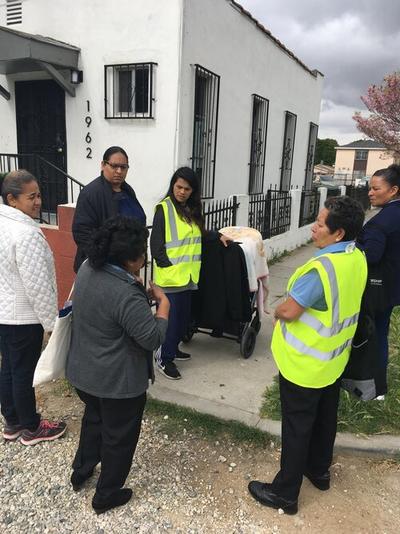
top-left (353, 71), bottom-right (400, 158)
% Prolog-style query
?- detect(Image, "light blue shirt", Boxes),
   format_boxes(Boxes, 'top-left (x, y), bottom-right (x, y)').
top-left (289, 241), bottom-right (355, 310)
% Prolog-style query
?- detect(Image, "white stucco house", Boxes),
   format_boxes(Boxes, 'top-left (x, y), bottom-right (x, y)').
top-left (0, 0), bottom-right (323, 217)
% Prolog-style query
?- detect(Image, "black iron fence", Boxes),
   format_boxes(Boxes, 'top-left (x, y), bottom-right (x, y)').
top-left (299, 189), bottom-right (320, 227)
top-left (248, 189), bottom-right (292, 239)
top-left (346, 184), bottom-right (370, 211)
top-left (0, 153), bottom-right (84, 224)
top-left (202, 195), bottom-right (238, 231)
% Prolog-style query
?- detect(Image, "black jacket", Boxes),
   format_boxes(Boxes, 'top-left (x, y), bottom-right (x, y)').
top-left (72, 175), bottom-right (145, 272)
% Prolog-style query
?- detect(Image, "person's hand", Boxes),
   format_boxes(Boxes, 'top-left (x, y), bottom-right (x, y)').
top-left (219, 234), bottom-right (233, 247)
top-left (148, 281), bottom-right (166, 304)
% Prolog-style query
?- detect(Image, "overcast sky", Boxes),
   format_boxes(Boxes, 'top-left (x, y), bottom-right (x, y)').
top-left (239, 0), bottom-right (400, 145)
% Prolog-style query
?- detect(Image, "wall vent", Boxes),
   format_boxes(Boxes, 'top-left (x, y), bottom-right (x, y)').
top-left (7, 0), bottom-right (23, 26)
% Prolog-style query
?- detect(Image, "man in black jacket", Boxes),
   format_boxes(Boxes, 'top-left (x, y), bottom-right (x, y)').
top-left (72, 147), bottom-right (146, 272)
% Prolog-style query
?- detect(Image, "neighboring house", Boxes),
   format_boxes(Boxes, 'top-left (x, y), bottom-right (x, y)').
top-left (334, 140), bottom-right (395, 179)
top-left (0, 0), bottom-right (323, 217)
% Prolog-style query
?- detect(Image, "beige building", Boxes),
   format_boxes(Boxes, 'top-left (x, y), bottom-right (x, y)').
top-left (334, 140), bottom-right (395, 178)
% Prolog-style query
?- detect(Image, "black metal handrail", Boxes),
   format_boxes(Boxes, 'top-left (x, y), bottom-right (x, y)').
top-left (0, 152), bottom-right (84, 224)
top-left (299, 189), bottom-right (320, 227)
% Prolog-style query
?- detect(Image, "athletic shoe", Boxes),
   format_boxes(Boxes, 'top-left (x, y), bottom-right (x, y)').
top-left (175, 349), bottom-right (191, 361)
top-left (3, 423), bottom-right (24, 441)
top-left (157, 361), bottom-right (181, 380)
top-left (20, 419), bottom-right (67, 446)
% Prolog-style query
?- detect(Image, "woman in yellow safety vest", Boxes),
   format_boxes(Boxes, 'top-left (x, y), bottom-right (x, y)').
top-left (248, 196), bottom-right (367, 515)
top-left (151, 167), bottom-right (229, 380)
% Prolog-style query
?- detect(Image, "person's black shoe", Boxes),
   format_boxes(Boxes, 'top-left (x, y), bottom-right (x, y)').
top-left (71, 469), bottom-right (94, 492)
top-left (248, 480), bottom-right (298, 515)
top-left (304, 470), bottom-right (330, 491)
top-left (175, 349), bottom-right (191, 361)
top-left (92, 488), bottom-right (133, 515)
top-left (157, 361), bottom-right (182, 380)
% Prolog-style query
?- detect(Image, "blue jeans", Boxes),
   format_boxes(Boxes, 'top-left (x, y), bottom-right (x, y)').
top-left (160, 291), bottom-right (192, 364)
top-left (0, 324), bottom-right (43, 430)
top-left (375, 306), bottom-right (393, 394)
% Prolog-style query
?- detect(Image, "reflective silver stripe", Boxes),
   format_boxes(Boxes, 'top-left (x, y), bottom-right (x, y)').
top-left (281, 323), bottom-right (353, 362)
top-left (299, 311), bottom-right (359, 337)
top-left (165, 237), bottom-right (193, 249)
top-left (191, 236), bottom-right (202, 244)
top-left (164, 198), bottom-right (179, 242)
top-left (297, 255), bottom-right (359, 337)
top-left (169, 254), bottom-right (201, 265)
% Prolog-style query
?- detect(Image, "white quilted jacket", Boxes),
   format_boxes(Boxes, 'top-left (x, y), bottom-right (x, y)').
top-left (0, 204), bottom-right (58, 331)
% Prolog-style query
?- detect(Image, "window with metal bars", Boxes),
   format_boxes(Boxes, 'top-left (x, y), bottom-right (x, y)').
top-left (191, 65), bottom-right (220, 199)
top-left (248, 94), bottom-right (269, 195)
top-left (304, 122), bottom-right (318, 189)
top-left (280, 111), bottom-right (297, 190)
top-left (6, 0), bottom-right (22, 25)
top-left (104, 63), bottom-right (156, 119)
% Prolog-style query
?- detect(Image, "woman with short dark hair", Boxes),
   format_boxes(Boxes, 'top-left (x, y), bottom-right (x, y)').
top-left (66, 215), bottom-right (169, 514)
top-left (72, 146), bottom-right (146, 272)
top-left (0, 170), bottom-right (66, 445)
top-left (248, 196), bottom-right (367, 515)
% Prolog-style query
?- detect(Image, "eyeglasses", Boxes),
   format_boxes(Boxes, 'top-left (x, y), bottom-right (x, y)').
top-left (104, 161), bottom-right (129, 171)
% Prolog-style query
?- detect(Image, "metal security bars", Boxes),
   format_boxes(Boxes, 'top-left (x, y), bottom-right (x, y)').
top-left (346, 184), bottom-right (370, 211)
top-left (0, 153), bottom-right (84, 224)
top-left (202, 196), bottom-right (238, 231)
top-left (280, 111), bottom-right (297, 190)
top-left (299, 189), bottom-right (320, 227)
top-left (248, 94), bottom-right (269, 195)
top-left (304, 122), bottom-right (318, 189)
top-left (104, 63), bottom-right (156, 119)
top-left (248, 189), bottom-right (292, 239)
top-left (191, 65), bottom-right (220, 199)
top-left (6, 0), bottom-right (22, 25)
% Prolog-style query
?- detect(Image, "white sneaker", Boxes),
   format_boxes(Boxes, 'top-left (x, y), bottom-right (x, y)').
top-left (374, 395), bottom-right (385, 401)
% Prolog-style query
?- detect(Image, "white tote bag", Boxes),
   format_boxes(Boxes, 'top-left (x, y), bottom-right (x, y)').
top-left (33, 286), bottom-right (73, 387)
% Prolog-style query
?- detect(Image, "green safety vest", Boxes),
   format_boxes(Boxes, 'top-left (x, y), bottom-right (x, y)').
top-left (153, 197), bottom-right (202, 288)
top-left (271, 247), bottom-right (367, 388)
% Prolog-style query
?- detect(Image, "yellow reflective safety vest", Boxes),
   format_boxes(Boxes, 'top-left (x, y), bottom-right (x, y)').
top-left (271, 246), bottom-right (367, 388)
top-left (153, 197), bottom-right (202, 288)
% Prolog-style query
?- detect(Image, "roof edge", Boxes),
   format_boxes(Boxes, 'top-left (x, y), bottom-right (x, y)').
top-left (228, 1), bottom-right (323, 78)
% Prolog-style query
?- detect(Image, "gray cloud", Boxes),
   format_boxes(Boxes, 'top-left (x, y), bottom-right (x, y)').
top-left (239, 0), bottom-right (400, 142)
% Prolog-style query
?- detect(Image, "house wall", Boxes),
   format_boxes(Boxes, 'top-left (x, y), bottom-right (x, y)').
top-left (366, 150), bottom-right (395, 176)
top-left (334, 149), bottom-right (355, 174)
top-left (0, 0), bottom-right (183, 217)
top-left (177, 0), bottom-right (323, 197)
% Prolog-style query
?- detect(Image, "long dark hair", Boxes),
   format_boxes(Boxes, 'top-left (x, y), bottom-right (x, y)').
top-left (163, 167), bottom-right (204, 230)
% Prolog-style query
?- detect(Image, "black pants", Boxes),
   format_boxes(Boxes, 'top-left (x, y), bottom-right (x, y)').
top-left (271, 373), bottom-right (341, 501)
top-left (160, 291), bottom-right (191, 364)
top-left (73, 389), bottom-right (147, 500)
top-left (0, 324), bottom-right (43, 430)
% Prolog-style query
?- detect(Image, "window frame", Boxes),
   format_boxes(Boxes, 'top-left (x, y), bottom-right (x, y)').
top-left (104, 62), bottom-right (157, 119)
top-left (280, 111), bottom-right (297, 191)
top-left (248, 94), bottom-right (269, 195)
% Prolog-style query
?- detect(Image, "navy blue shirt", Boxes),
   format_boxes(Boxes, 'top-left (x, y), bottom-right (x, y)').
top-left (357, 199), bottom-right (400, 306)
top-left (113, 190), bottom-right (146, 224)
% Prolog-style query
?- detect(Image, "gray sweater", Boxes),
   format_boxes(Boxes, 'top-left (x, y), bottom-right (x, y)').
top-left (66, 262), bottom-right (168, 398)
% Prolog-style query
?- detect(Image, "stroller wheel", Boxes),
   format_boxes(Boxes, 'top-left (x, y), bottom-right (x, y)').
top-left (251, 311), bottom-right (261, 334)
top-left (240, 326), bottom-right (257, 359)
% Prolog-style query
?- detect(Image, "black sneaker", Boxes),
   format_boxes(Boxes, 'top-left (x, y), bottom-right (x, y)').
top-left (175, 349), bottom-right (191, 361)
top-left (157, 361), bottom-right (182, 380)
top-left (20, 419), bottom-right (67, 446)
top-left (3, 423), bottom-right (24, 441)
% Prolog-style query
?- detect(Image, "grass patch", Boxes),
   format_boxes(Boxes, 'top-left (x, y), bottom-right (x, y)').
top-left (260, 308), bottom-right (400, 435)
top-left (268, 249), bottom-right (291, 266)
top-left (146, 397), bottom-right (276, 447)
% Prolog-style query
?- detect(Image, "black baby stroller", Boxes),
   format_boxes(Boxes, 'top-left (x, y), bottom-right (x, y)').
top-left (182, 234), bottom-right (261, 358)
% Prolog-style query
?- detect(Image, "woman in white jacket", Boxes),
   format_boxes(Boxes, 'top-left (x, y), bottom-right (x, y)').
top-left (0, 170), bottom-right (66, 445)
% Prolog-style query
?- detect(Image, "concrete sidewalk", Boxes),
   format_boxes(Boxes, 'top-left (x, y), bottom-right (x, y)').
top-left (150, 242), bottom-right (400, 458)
